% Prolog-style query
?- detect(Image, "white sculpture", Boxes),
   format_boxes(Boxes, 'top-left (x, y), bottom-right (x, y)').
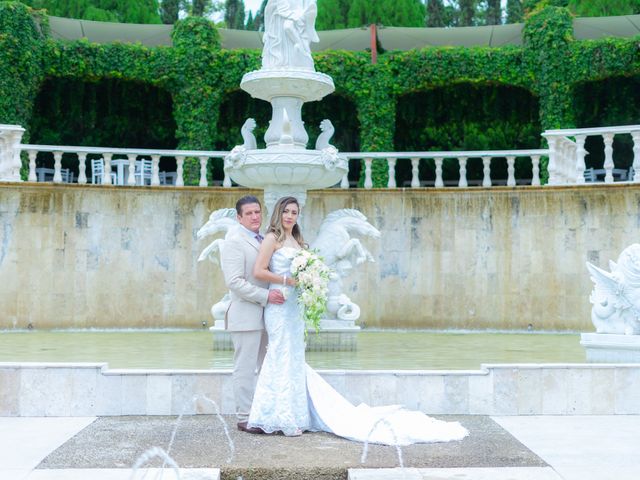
top-left (226, 118), bottom-right (257, 169)
top-left (315, 119), bottom-right (334, 150)
top-left (262, 0), bottom-right (319, 71)
top-left (311, 209), bottom-right (380, 322)
top-left (586, 244), bottom-right (640, 335)
top-left (0, 125), bottom-right (25, 182)
top-left (197, 208), bottom-right (239, 322)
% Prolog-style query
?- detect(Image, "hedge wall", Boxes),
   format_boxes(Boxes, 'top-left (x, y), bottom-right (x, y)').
top-left (1, 1), bottom-right (639, 185)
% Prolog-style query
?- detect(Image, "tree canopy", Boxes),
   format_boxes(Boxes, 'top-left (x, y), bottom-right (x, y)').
top-left (23, 0), bottom-right (162, 23)
top-left (316, 0), bottom-right (425, 30)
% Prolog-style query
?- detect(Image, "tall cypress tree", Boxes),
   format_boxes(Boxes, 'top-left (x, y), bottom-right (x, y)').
top-left (245, 10), bottom-right (254, 29)
top-left (486, 0), bottom-right (501, 24)
top-left (160, 0), bottom-right (180, 24)
top-left (250, 0), bottom-right (268, 31)
top-left (317, 0), bottom-right (350, 29)
top-left (426, 0), bottom-right (445, 27)
top-left (506, 0), bottom-right (524, 23)
top-left (23, 0), bottom-right (162, 23)
top-left (224, 0), bottom-right (245, 29)
top-left (458, 0), bottom-right (476, 26)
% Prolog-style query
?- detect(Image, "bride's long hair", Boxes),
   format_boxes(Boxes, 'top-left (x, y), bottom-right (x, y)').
top-left (267, 196), bottom-right (306, 247)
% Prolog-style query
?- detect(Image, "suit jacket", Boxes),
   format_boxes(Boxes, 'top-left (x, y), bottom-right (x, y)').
top-left (220, 230), bottom-right (269, 332)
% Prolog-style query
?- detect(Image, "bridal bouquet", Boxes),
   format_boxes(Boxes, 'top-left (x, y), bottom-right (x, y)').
top-left (290, 249), bottom-right (331, 332)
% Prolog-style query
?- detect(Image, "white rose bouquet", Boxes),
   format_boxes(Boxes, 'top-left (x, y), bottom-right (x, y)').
top-left (290, 249), bottom-right (331, 332)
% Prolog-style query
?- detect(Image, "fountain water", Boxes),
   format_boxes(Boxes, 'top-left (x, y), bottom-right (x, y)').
top-left (223, 0), bottom-right (348, 215)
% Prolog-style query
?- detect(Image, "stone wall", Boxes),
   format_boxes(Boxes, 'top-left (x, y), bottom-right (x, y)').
top-left (2, 362), bottom-right (639, 416)
top-left (1, 183), bottom-right (639, 330)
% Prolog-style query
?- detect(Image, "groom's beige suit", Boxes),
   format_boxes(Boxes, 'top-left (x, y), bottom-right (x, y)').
top-left (220, 228), bottom-right (269, 422)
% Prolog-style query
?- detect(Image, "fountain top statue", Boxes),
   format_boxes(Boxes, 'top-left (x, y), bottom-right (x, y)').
top-left (262, 0), bottom-right (319, 71)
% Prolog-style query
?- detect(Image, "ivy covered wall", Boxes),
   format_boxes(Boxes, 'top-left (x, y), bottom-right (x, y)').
top-left (1, 1), bottom-right (639, 185)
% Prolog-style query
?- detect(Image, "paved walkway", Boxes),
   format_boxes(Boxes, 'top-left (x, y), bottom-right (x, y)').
top-left (1, 415), bottom-right (639, 479)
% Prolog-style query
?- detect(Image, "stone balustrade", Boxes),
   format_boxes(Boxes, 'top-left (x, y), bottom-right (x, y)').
top-left (19, 144), bottom-right (230, 187)
top-left (3, 123), bottom-right (640, 188)
top-left (543, 124), bottom-right (640, 185)
top-left (342, 150), bottom-right (548, 189)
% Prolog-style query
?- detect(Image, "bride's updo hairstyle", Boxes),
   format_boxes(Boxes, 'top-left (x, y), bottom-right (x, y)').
top-left (267, 196), bottom-right (306, 247)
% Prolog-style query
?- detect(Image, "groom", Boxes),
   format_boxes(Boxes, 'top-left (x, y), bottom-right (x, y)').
top-left (221, 195), bottom-right (284, 434)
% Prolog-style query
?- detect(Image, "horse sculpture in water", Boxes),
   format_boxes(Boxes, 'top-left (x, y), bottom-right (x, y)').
top-left (312, 209), bottom-right (380, 322)
top-left (197, 208), bottom-right (239, 321)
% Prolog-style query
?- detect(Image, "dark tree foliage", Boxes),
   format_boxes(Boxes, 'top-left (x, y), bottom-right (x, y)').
top-left (426, 0), bottom-right (445, 27)
top-left (486, 0), bottom-right (501, 24)
top-left (224, 0), bottom-right (245, 29)
top-left (568, 0), bottom-right (640, 16)
top-left (506, 0), bottom-right (524, 23)
top-left (23, 0), bottom-right (162, 23)
top-left (573, 76), bottom-right (640, 171)
top-left (28, 78), bottom-right (177, 173)
top-left (317, 0), bottom-right (425, 29)
top-left (160, 0), bottom-right (180, 24)
top-left (394, 84), bottom-right (542, 184)
top-left (458, 0), bottom-right (476, 26)
top-left (247, 0), bottom-right (267, 30)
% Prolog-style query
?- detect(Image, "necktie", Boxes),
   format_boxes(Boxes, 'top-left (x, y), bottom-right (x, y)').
top-left (255, 234), bottom-right (264, 243)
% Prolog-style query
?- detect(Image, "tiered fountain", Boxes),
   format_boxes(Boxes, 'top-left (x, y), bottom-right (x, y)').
top-left (223, 0), bottom-right (348, 214)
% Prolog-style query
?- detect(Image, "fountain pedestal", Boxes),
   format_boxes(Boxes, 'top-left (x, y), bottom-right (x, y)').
top-left (580, 333), bottom-right (640, 362)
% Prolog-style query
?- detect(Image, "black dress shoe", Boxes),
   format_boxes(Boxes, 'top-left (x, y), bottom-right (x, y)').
top-left (237, 421), bottom-right (266, 434)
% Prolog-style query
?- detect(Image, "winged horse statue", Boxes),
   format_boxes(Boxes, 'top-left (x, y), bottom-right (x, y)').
top-left (197, 208), bottom-right (239, 322)
top-left (311, 209), bottom-right (380, 324)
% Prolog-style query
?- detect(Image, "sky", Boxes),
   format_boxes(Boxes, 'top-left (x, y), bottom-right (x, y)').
top-left (243, 0), bottom-right (263, 14)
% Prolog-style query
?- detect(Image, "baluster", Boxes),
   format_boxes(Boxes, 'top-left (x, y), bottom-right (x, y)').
top-left (103, 153), bottom-right (113, 185)
top-left (151, 155), bottom-right (161, 186)
top-left (387, 157), bottom-right (396, 188)
top-left (410, 157), bottom-right (420, 188)
top-left (482, 156), bottom-right (491, 187)
top-left (574, 134), bottom-right (586, 184)
top-left (507, 156), bottom-right (516, 187)
top-left (434, 157), bottom-right (444, 188)
top-left (603, 133), bottom-right (614, 183)
top-left (127, 154), bottom-right (137, 186)
top-left (77, 153), bottom-right (87, 184)
top-left (364, 158), bottom-right (373, 189)
top-left (27, 150), bottom-right (37, 182)
top-left (223, 159), bottom-right (232, 187)
top-left (531, 155), bottom-right (541, 186)
top-left (458, 156), bottom-right (468, 187)
top-left (176, 156), bottom-right (185, 187)
top-left (340, 173), bottom-right (349, 189)
top-left (199, 156), bottom-right (208, 187)
top-left (631, 131), bottom-right (640, 183)
top-left (53, 151), bottom-right (63, 183)
top-left (546, 136), bottom-right (558, 185)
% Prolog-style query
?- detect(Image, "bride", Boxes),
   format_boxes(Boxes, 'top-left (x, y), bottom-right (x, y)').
top-left (247, 196), bottom-right (468, 445)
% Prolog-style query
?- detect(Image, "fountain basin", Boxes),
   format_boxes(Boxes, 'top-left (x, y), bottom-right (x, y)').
top-left (224, 148), bottom-right (348, 209)
top-left (241, 69), bottom-right (334, 103)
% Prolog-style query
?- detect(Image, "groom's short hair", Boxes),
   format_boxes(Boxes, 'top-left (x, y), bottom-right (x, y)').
top-left (235, 195), bottom-right (261, 215)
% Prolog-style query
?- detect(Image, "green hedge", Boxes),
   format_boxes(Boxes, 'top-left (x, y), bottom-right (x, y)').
top-left (1, 1), bottom-right (639, 185)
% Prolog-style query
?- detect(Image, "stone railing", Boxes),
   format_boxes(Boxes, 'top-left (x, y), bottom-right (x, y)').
top-left (3, 123), bottom-right (639, 188)
top-left (344, 150), bottom-right (549, 189)
top-left (18, 144), bottom-right (230, 187)
top-left (543, 124), bottom-right (640, 185)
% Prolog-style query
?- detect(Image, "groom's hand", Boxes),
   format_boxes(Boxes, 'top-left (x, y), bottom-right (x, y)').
top-left (267, 289), bottom-right (285, 305)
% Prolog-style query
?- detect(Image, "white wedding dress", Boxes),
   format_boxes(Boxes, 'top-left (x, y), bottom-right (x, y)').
top-left (248, 247), bottom-right (469, 445)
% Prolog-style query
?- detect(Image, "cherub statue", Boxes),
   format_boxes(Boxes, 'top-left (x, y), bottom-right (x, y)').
top-left (311, 209), bottom-right (380, 322)
top-left (197, 208), bottom-right (240, 321)
top-left (586, 244), bottom-right (640, 335)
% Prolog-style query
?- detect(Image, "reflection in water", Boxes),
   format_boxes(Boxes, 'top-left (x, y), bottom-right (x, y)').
top-left (0, 329), bottom-right (585, 370)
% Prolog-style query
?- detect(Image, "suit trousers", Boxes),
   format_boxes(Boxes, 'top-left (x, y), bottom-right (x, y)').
top-left (231, 329), bottom-right (268, 421)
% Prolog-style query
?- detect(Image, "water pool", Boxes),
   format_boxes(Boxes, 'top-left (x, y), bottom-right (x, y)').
top-left (0, 329), bottom-right (586, 370)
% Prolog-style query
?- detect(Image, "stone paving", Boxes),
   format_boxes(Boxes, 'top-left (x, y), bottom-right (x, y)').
top-left (4, 414), bottom-right (640, 479)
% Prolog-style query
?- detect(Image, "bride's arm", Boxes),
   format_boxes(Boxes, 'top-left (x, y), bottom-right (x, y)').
top-left (253, 233), bottom-right (295, 286)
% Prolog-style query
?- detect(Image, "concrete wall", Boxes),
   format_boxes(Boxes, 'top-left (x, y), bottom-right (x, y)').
top-left (2, 362), bottom-right (639, 416)
top-left (1, 183), bottom-right (639, 330)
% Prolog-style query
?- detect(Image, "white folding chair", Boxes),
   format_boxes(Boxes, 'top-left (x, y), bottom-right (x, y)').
top-left (135, 158), bottom-right (153, 186)
top-left (91, 158), bottom-right (116, 184)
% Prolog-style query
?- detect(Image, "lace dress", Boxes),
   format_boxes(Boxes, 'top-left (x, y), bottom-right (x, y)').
top-left (248, 247), bottom-right (309, 436)
top-left (248, 247), bottom-right (469, 444)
